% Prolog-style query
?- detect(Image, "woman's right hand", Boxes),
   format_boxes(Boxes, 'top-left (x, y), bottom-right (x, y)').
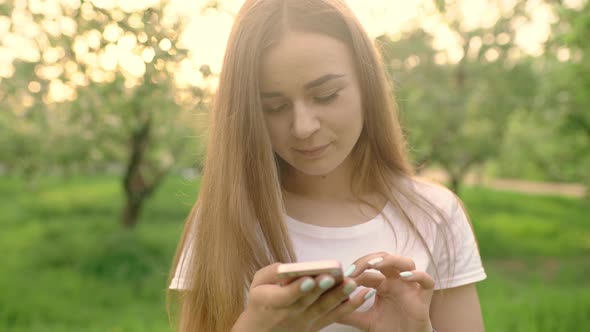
top-left (232, 262), bottom-right (374, 332)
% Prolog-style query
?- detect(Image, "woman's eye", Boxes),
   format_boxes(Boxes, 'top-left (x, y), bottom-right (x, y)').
top-left (264, 103), bottom-right (288, 113)
top-left (314, 90), bottom-right (340, 104)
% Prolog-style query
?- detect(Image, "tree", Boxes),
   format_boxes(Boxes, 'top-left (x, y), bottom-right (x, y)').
top-left (542, 0), bottom-right (590, 198)
top-left (379, 0), bottom-right (537, 194)
top-left (0, 0), bottom-right (209, 226)
top-left (0, 60), bottom-right (52, 188)
top-left (67, 1), bottom-right (209, 227)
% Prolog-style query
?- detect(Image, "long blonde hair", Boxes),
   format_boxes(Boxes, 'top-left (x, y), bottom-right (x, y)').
top-left (167, 0), bottom-right (469, 331)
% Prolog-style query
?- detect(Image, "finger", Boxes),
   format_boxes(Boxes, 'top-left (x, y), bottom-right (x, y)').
top-left (345, 252), bottom-right (388, 277)
top-left (253, 276), bottom-right (318, 308)
top-left (278, 275), bottom-right (298, 286)
top-left (314, 289), bottom-right (371, 330)
top-left (399, 270), bottom-right (436, 290)
top-left (359, 254), bottom-right (416, 278)
top-left (353, 271), bottom-right (385, 289)
top-left (251, 262), bottom-right (283, 287)
top-left (292, 274), bottom-right (341, 311)
top-left (332, 288), bottom-right (375, 331)
top-left (300, 278), bottom-right (359, 320)
top-left (251, 264), bottom-right (324, 308)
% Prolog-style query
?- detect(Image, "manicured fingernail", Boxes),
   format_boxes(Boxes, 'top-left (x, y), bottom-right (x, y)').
top-left (343, 281), bottom-right (357, 295)
top-left (368, 257), bottom-right (384, 266)
top-left (344, 264), bottom-right (356, 277)
top-left (319, 277), bottom-right (335, 290)
top-left (364, 289), bottom-right (376, 300)
top-left (300, 279), bottom-right (315, 292)
top-left (400, 271), bottom-right (413, 278)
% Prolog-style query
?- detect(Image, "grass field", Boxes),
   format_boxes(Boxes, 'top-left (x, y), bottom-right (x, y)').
top-left (1, 175), bottom-right (589, 331)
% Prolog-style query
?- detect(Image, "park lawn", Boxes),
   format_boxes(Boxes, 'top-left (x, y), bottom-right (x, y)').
top-left (1, 175), bottom-right (589, 332)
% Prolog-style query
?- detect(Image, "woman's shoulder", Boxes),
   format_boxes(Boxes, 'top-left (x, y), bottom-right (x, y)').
top-left (400, 175), bottom-right (461, 219)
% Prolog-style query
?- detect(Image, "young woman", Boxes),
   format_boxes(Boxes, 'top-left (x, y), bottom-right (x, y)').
top-left (167, 0), bottom-right (487, 331)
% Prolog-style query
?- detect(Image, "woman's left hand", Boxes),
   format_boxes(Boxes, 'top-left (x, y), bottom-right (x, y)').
top-left (337, 252), bottom-right (435, 332)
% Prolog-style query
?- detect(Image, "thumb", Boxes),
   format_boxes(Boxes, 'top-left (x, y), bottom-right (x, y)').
top-left (336, 311), bottom-right (372, 331)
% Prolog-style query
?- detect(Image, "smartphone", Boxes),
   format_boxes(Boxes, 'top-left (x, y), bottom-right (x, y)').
top-left (277, 260), bottom-right (343, 286)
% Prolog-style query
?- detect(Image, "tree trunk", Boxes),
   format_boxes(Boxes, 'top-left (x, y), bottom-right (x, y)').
top-left (122, 198), bottom-right (143, 228)
top-left (449, 174), bottom-right (462, 196)
top-left (119, 114), bottom-right (172, 228)
top-left (121, 116), bottom-right (151, 228)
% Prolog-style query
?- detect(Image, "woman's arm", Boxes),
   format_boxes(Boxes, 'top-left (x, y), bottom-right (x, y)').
top-left (429, 283), bottom-right (485, 332)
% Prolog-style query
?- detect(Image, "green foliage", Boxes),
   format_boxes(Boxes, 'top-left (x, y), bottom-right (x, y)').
top-left (1, 0), bottom-right (587, 196)
top-left (494, 101), bottom-right (590, 183)
top-left (1, 176), bottom-right (589, 331)
top-left (545, 1), bottom-right (590, 192)
top-left (490, 1), bottom-right (590, 193)
top-left (0, 0), bottom-right (208, 179)
top-left (0, 61), bottom-right (52, 184)
top-left (379, 8), bottom-right (538, 193)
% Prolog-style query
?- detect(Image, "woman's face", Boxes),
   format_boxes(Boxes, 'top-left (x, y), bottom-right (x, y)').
top-left (259, 31), bottom-right (364, 177)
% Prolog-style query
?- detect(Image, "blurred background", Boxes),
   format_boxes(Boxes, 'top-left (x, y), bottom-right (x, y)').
top-left (0, 0), bottom-right (588, 331)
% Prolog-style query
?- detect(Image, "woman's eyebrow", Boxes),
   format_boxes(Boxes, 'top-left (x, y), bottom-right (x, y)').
top-left (304, 73), bottom-right (345, 89)
top-left (260, 73), bottom-right (346, 98)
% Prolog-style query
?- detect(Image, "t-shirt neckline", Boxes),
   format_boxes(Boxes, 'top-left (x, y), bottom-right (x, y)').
top-left (284, 202), bottom-right (391, 239)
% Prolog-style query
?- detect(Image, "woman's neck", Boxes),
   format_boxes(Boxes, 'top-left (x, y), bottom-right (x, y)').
top-left (282, 157), bottom-right (356, 201)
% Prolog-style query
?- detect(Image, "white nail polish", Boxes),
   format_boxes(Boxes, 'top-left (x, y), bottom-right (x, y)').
top-left (400, 271), bottom-right (413, 278)
top-left (364, 288), bottom-right (376, 300)
top-left (368, 257), bottom-right (384, 266)
top-left (344, 264), bottom-right (356, 277)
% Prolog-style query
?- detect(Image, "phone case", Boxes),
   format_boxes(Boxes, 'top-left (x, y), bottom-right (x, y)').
top-left (277, 260), bottom-right (343, 284)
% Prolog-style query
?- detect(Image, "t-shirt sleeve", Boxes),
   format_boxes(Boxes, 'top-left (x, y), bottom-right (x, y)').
top-left (169, 238), bottom-right (193, 290)
top-left (429, 196), bottom-right (487, 290)
top-left (169, 205), bottom-right (203, 291)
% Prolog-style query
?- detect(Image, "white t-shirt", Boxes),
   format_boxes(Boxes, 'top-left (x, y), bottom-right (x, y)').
top-left (169, 179), bottom-right (487, 332)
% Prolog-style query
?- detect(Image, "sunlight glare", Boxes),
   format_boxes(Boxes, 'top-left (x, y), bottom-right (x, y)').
top-left (41, 18), bottom-right (61, 37)
top-left (142, 47), bottom-right (156, 63)
top-left (557, 48), bottom-right (571, 62)
top-left (485, 48), bottom-right (500, 62)
top-left (158, 38), bottom-right (172, 52)
top-left (28, 81), bottom-right (42, 94)
top-left (49, 79), bottom-right (76, 102)
top-left (38, 64), bottom-right (64, 81)
top-left (138, 31), bottom-right (148, 43)
top-left (120, 53), bottom-right (146, 77)
top-left (73, 36), bottom-right (90, 57)
top-left (128, 13), bottom-right (144, 29)
top-left (0, 16), bottom-right (9, 34)
top-left (118, 33), bottom-right (137, 51)
top-left (29, 0), bottom-right (45, 14)
top-left (43, 47), bottom-right (65, 64)
top-left (42, 0), bottom-right (63, 18)
top-left (86, 30), bottom-right (102, 50)
top-left (99, 44), bottom-right (118, 71)
top-left (103, 23), bottom-right (123, 43)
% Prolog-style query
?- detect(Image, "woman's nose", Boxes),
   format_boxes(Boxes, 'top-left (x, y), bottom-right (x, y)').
top-left (291, 101), bottom-right (320, 140)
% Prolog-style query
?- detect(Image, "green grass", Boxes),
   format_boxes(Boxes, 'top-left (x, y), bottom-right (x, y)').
top-left (1, 175), bottom-right (589, 331)
top-left (463, 186), bottom-right (590, 257)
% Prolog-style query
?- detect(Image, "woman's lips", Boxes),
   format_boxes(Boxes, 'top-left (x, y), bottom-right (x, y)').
top-left (294, 143), bottom-right (331, 158)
